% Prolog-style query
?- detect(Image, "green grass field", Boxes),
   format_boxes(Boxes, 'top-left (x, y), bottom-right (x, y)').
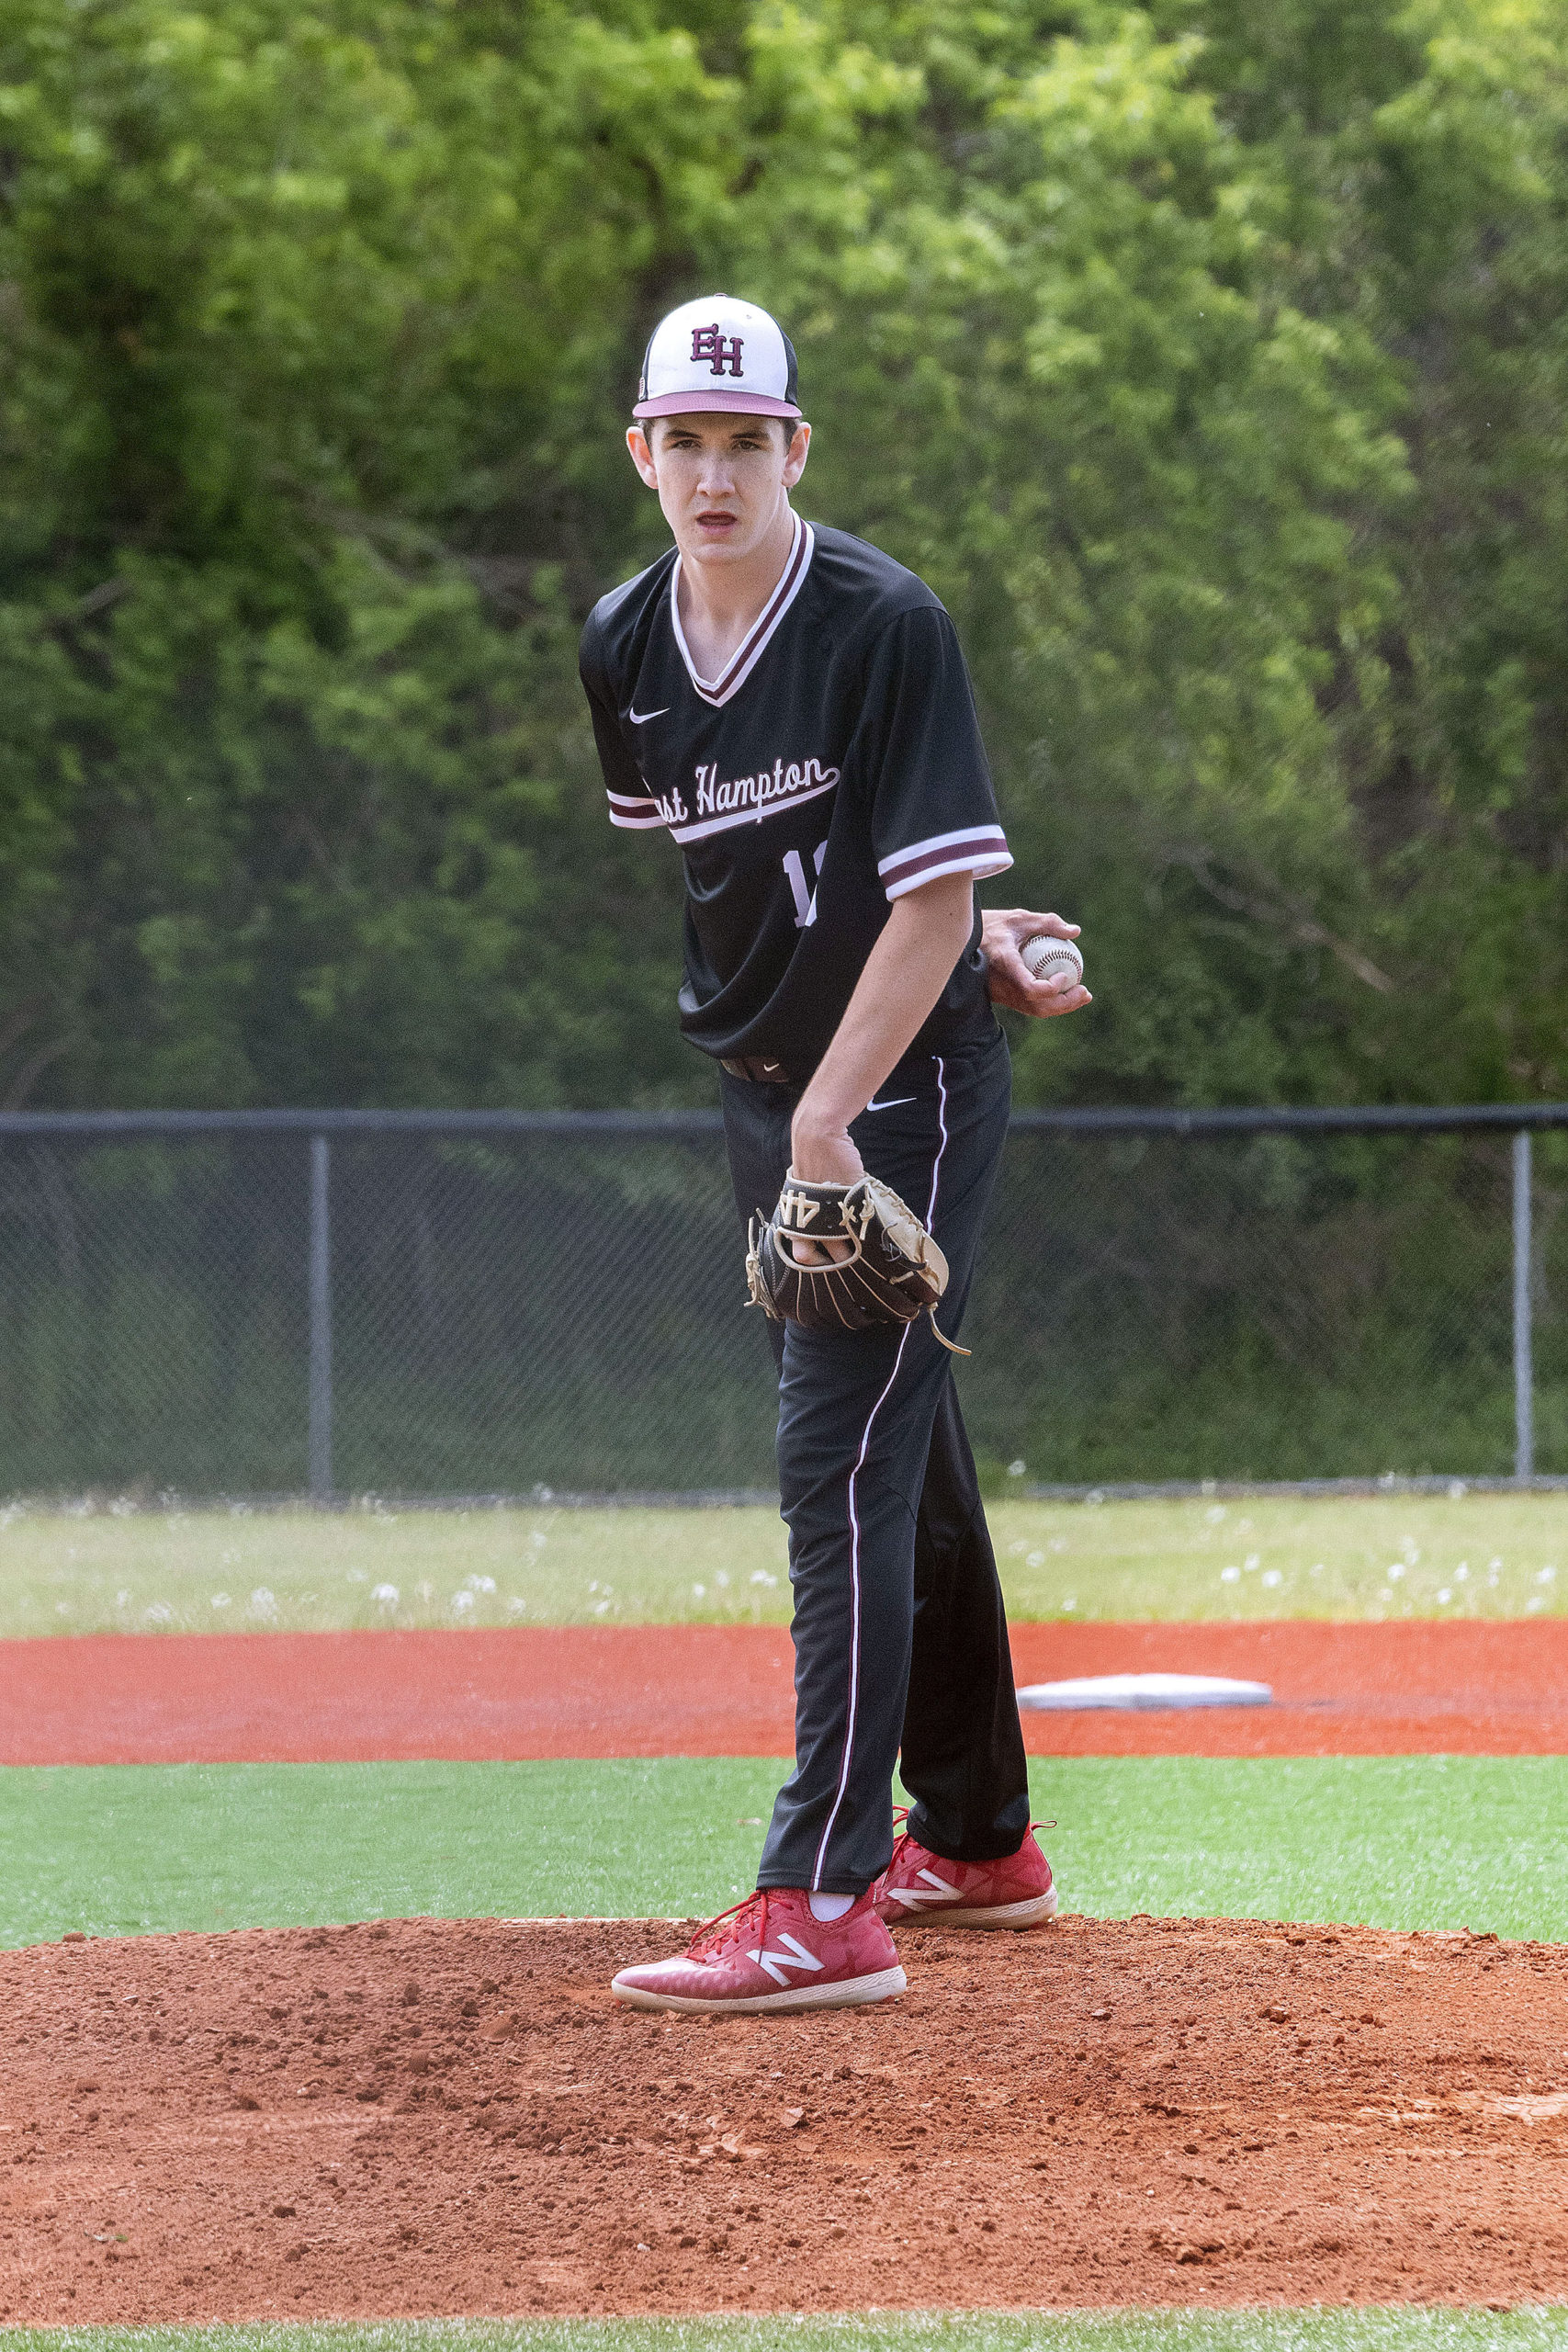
top-left (1, 1491), bottom-right (1563, 1635)
top-left (12, 2316), bottom-right (1568, 2352)
top-left (4, 1754), bottom-right (1564, 1950)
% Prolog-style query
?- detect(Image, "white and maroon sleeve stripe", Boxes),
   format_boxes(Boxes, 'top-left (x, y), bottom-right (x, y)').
top-left (606, 788), bottom-right (666, 831)
top-left (876, 825), bottom-right (1012, 900)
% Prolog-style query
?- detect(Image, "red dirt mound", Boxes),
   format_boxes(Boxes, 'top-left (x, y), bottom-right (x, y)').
top-left (2, 1914), bottom-right (1565, 2320)
top-left (3, 1617), bottom-right (1565, 1765)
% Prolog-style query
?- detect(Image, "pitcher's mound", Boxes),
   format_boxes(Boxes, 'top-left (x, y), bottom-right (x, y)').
top-left (4, 1913), bottom-right (1565, 2321)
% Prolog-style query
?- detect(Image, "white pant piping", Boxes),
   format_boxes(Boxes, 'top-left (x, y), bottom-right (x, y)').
top-left (809, 1057), bottom-right (951, 1892)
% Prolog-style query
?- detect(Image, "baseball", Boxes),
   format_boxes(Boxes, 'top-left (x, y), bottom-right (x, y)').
top-left (1021, 933), bottom-right (1084, 988)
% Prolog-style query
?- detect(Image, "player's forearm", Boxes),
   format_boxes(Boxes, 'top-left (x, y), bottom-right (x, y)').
top-left (791, 874), bottom-right (976, 1177)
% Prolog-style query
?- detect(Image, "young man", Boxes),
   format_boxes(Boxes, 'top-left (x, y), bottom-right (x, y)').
top-left (579, 296), bottom-right (1089, 2013)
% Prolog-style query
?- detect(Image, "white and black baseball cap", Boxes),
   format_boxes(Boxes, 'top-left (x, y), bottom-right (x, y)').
top-left (634, 294), bottom-right (802, 421)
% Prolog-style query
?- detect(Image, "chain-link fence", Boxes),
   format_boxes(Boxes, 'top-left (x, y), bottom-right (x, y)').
top-left (1, 1106), bottom-right (1564, 1499)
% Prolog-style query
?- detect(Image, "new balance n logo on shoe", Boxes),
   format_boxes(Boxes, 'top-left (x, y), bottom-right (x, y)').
top-left (872, 1826), bottom-right (1057, 1931)
top-left (884, 1866), bottom-right (960, 1913)
top-left (746, 1931), bottom-right (828, 1988)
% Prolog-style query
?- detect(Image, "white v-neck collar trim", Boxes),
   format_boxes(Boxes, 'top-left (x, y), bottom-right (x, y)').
top-left (670, 513), bottom-right (814, 708)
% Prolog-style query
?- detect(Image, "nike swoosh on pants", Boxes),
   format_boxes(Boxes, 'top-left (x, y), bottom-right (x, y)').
top-left (864, 1096), bottom-right (917, 1113)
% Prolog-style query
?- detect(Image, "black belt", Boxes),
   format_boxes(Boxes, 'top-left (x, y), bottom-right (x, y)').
top-left (720, 1056), bottom-right (796, 1085)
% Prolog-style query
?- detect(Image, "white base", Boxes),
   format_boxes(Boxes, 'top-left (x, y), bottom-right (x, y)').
top-left (1018, 1672), bottom-right (1273, 1712)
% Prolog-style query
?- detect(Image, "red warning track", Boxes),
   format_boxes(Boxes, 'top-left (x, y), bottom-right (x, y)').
top-left (0, 1620), bottom-right (1563, 1765)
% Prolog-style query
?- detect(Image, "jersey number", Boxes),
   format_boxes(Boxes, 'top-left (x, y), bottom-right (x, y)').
top-left (783, 842), bottom-right (828, 929)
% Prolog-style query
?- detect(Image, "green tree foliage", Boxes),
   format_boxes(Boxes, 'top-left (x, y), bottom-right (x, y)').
top-left (0, 0), bottom-right (1564, 1108)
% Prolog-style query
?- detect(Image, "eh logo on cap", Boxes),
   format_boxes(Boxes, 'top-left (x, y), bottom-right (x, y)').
top-left (692, 323), bottom-right (744, 378)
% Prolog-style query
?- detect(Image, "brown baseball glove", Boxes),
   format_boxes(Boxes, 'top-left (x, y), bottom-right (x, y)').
top-left (746, 1173), bottom-right (967, 1354)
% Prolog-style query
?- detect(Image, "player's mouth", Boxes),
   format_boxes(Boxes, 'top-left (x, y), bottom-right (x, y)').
top-left (694, 508), bottom-right (739, 537)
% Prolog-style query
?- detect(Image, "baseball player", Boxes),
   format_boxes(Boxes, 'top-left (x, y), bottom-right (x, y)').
top-left (579, 296), bottom-right (1089, 2013)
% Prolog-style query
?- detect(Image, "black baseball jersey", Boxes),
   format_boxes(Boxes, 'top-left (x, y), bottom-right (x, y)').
top-left (579, 515), bottom-right (1012, 1070)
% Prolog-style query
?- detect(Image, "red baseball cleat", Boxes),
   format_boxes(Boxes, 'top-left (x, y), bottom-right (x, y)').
top-left (611, 1887), bottom-right (907, 2014)
top-left (872, 1818), bottom-right (1059, 1928)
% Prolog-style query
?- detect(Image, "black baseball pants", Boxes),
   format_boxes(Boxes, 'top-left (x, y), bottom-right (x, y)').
top-left (720, 1024), bottom-right (1032, 1896)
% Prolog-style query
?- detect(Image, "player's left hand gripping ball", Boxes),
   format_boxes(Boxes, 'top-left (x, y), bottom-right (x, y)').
top-left (746, 1173), bottom-right (967, 1353)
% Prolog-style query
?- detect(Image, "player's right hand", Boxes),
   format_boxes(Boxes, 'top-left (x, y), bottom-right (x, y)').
top-left (782, 1132), bottom-right (862, 1262)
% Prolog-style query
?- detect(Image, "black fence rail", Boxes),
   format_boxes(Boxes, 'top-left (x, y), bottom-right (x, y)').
top-left (1, 1104), bottom-right (1564, 1499)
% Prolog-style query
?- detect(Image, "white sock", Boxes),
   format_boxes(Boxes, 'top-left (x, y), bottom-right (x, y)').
top-left (808, 1891), bottom-right (855, 1922)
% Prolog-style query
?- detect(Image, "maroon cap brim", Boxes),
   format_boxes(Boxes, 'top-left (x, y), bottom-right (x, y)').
top-left (633, 389), bottom-right (802, 420)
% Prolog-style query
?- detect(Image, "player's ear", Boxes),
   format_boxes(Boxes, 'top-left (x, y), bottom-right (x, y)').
top-left (627, 424), bottom-right (659, 487)
top-left (783, 421), bottom-right (810, 488)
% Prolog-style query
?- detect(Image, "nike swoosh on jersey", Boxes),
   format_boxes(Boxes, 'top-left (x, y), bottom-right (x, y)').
top-left (863, 1095), bottom-right (917, 1113)
top-left (626, 705), bottom-right (670, 724)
